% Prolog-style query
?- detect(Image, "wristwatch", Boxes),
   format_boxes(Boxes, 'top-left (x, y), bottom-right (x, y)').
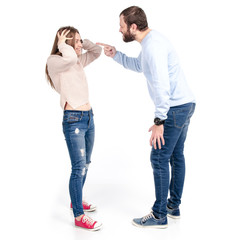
top-left (154, 117), bottom-right (165, 126)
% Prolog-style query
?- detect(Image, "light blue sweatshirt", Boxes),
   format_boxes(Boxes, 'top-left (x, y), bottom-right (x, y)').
top-left (113, 30), bottom-right (195, 120)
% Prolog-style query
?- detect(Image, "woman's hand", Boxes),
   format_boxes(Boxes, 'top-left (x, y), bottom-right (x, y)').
top-left (57, 29), bottom-right (73, 46)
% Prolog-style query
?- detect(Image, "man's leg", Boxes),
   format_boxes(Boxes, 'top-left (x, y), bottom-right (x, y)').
top-left (151, 103), bottom-right (195, 218)
top-left (168, 103), bottom-right (195, 209)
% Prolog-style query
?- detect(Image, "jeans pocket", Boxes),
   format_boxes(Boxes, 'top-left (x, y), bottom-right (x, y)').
top-left (173, 107), bottom-right (192, 128)
top-left (63, 113), bottom-right (81, 123)
top-left (67, 116), bottom-right (79, 123)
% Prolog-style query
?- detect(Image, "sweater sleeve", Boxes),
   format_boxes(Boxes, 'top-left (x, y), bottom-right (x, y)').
top-left (47, 43), bottom-right (78, 74)
top-left (113, 51), bottom-right (142, 73)
top-left (145, 43), bottom-right (170, 120)
top-left (79, 39), bottom-right (102, 67)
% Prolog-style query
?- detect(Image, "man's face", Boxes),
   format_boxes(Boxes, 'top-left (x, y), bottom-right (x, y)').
top-left (119, 15), bottom-right (135, 42)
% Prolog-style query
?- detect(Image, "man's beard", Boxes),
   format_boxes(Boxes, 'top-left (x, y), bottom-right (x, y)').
top-left (123, 28), bottom-right (135, 42)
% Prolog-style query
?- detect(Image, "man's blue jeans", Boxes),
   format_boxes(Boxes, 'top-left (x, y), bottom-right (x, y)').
top-left (62, 109), bottom-right (95, 218)
top-left (151, 103), bottom-right (195, 218)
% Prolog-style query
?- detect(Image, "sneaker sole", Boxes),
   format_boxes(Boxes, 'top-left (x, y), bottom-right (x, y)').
top-left (84, 207), bottom-right (97, 212)
top-left (75, 223), bottom-right (102, 231)
top-left (167, 214), bottom-right (181, 219)
top-left (132, 220), bottom-right (168, 229)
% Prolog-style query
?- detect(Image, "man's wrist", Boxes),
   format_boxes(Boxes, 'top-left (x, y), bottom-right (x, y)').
top-left (154, 117), bottom-right (165, 126)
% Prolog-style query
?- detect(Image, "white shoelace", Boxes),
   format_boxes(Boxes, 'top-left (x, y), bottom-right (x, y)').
top-left (142, 213), bottom-right (154, 223)
top-left (82, 215), bottom-right (95, 226)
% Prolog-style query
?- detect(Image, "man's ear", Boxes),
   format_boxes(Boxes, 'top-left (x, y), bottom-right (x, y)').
top-left (130, 23), bottom-right (138, 32)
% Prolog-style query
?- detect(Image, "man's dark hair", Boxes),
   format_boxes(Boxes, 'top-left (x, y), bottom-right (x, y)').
top-left (120, 6), bottom-right (148, 31)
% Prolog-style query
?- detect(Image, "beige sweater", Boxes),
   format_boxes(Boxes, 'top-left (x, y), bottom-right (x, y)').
top-left (47, 40), bottom-right (102, 109)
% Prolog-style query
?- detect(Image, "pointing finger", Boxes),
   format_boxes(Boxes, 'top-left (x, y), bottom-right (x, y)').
top-left (96, 42), bottom-right (110, 47)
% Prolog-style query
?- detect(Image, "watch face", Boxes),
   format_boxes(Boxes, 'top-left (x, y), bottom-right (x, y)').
top-left (154, 118), bottom-right (161, 125)
top-left (154, 117), bottom-right (164, 125)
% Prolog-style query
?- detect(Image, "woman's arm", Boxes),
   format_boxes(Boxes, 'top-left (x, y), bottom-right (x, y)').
top-left (47, 43), bottom-right (77, 74)
top-left (80, 39), bottom-right (102, 67)
top-left (47, 30), bottom-right (77, 74)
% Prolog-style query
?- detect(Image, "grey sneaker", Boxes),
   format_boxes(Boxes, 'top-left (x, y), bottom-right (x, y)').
top-left (167, 205), bottom-right (181, 219)
top-left (132, 212), bottom-right (168, 229)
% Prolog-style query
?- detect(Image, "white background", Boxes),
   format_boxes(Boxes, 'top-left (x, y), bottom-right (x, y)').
top-left (1, 0), bottom-right (240, 239)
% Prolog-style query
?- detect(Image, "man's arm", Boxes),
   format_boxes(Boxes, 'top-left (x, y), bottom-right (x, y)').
top-left (146, 43), bottom-right (170, 150)
top-left (97, 43), bottom-right (142, 72)
top-left (113, 51), bottom-right (142, 73)
top-left (146, 44), bottom-right (170, 120)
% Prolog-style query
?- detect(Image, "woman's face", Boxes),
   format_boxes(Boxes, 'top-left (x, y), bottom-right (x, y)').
top-left (74, 33), bottom-right (83, 56)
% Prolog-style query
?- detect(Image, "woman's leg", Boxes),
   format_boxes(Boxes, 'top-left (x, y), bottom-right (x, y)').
top-left (82, 111), bottom-right (95, 188)
top-left (63, 111), bottom-right (89, 218)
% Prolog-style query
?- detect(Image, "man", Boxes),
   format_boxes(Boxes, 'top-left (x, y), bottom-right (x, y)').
top-left (97, 6), bottom-right (195, 229)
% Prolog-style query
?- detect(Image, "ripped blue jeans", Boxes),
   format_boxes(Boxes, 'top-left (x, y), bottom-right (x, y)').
top-left (62, 109), bottom-right (95, 217)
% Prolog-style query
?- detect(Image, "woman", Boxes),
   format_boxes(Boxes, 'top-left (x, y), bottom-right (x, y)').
top-left (46, 26), bottom-right (102, 231)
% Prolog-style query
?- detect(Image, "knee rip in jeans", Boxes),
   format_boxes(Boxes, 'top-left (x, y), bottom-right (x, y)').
top-left (75, 128), bottom-right (80, 134)
top-left (82, 164), bottom-right (89, 176)
top-left (80, 148), bottom-right (85, 157)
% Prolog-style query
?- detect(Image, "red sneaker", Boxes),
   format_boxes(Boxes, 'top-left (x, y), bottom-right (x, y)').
top-left (82, 201), bottom-right (97, 212)
top-left (70, 201), bottom-right (97, 212)
top-left (75, 215), bottom-right (102, 231)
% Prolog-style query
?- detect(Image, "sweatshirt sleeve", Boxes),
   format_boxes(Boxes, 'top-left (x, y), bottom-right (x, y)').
top-left (47, 43), bottom-right (78, 74)
top-left (145, 42), bottom-right (170, 120)
top-left (79, 39), bottom-right (102, 67)
top-left (113, 51), bottom-right (142, 73)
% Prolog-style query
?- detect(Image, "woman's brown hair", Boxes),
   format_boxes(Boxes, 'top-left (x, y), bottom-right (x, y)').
top-left (45, 26), bottom-right (79, 88)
